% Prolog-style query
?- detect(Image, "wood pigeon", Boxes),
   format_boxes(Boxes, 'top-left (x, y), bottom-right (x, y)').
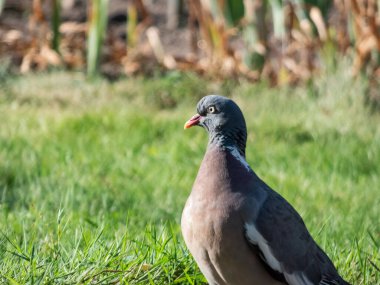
top-left (181, 95), bottom-right (351, 285)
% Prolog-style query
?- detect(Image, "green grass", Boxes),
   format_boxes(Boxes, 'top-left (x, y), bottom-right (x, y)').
top-left (0, 65), bottom-right (379, 284)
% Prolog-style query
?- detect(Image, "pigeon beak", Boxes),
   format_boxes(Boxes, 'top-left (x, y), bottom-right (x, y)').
top-left (184, 114), bottom-right (201, 129)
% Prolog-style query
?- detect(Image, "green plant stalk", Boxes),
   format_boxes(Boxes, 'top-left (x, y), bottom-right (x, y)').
top-left (208, 22), bottom-right (222, 55)
top-left (87, 0), bottom-right (109, 78)
top-left (52, 0), bottom-right (61, 53)
top-left (242, 0), bottom-right (267, 70)
top-left (127, 3), bottom-right (138, 48)
top-left (223, 0), bottom-right (245, 26)
top-left (208, 0), bottom-right (222, 20)
top-left (0, 0), bottom-right (4, 16)
top-left (269, 0), bottom-right (285, 38)
top-left (347, 8), bottom-right (355, 45)
top-left (290, 0), bottom-right (312, 34)
top-left (242, 24), bottom-right (265, 71)
top-left (291, 0), bottom-right (308, 22)
top-left (206, 0), bottom-right (224, 57)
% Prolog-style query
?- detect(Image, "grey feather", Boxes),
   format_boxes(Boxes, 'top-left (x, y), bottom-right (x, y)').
top-left (182, 95), bottom-right (351, 285)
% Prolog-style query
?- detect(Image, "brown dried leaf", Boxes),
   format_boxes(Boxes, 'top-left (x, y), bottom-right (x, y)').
top-left (310, 7), bottom-right (327, 41)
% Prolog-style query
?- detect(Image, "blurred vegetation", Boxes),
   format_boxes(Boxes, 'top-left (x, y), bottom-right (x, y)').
top-left (0, 0), bottom-right (379, 86)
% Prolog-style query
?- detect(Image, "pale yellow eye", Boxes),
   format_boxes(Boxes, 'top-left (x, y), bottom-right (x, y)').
top-left (207, 106), bottom-right (216, 113)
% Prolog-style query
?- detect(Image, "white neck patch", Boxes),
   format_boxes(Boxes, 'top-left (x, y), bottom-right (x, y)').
top-left (226, 146), bottom-right (251, 171)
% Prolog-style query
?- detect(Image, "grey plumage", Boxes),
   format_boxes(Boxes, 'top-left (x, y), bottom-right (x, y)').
top-left (182, 95), bottom-right (351, 285)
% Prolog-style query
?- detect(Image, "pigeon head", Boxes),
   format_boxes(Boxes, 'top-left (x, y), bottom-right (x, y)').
top-left (184, 95), bottom-right (247, 156)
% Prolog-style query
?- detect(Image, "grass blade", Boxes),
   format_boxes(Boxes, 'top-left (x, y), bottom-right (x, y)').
top-left (87, 0), bottom-right (109, 78)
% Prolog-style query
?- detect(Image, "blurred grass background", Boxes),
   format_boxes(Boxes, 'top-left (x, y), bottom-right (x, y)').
top-left (0, 59), bottom-right (379, 283)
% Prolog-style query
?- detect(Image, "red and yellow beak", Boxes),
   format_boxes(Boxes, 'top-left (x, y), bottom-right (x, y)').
top-left (184, 114), bottom-right (201, 129)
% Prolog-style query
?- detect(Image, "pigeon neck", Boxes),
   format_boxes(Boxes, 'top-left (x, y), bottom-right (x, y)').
top-left (208, 128), bottom-right (247, 157)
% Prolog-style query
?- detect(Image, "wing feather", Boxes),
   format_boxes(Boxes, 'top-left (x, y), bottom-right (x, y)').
top-left (243, 179), bottom-right (350, 285)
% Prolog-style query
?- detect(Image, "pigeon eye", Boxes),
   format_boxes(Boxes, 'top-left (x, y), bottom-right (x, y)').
top-left (207, 106), bottom-right (216, 114)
